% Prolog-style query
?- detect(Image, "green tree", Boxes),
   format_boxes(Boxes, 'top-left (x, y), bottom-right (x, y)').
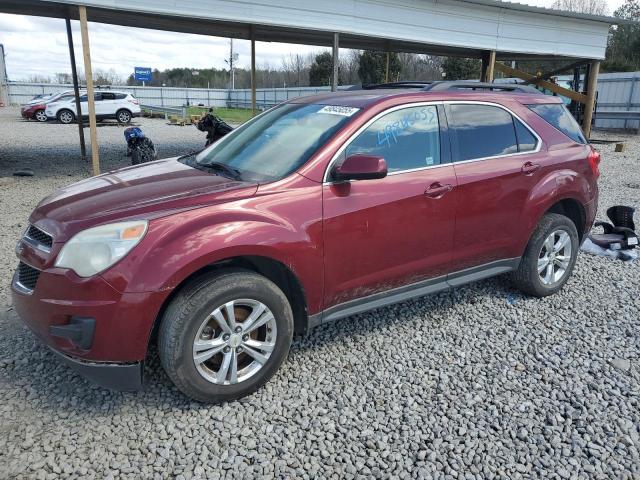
top-left (358, 51), bottom-right (401, 84)
top-left (604, 0), bottom-right (640, 72)
top-left (441, 57), bottom-right (481, 80)
top-left (309, 52), bottom-right (334, 86)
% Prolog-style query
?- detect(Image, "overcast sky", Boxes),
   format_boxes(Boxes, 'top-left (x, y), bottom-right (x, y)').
top-left (0, 0), bottom-right (625, 81)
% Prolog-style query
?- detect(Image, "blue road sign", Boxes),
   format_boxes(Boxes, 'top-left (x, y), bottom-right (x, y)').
top-left (134, 67), bottom-right (152, 82)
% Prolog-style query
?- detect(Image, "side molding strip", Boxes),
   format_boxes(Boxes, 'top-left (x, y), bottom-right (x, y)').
top-left (308, 258), bottom-right (521, 329)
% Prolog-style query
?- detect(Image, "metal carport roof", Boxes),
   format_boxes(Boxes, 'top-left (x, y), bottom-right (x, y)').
top-left (0, 0), bottom-right (620, 60)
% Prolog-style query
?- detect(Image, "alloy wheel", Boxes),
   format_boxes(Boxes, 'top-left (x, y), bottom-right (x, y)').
top-left (35, 110), bottom-right (48, 122)
top-left (192, 299), bottom-right (277, 385)
top-left (59, 111), bottom-right (73, 124)
top-left (538, 229), bottom-right (572, 285)
top-left (118, 111), bottom-right (131, 123)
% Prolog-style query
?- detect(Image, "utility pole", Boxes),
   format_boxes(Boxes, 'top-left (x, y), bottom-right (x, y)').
top-left (225, 39), bottom-right (239, 90)
top-left (0, 44), bottom-right (8, 106)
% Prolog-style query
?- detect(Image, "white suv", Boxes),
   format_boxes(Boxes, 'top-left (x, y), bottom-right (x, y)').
top-left (45, 90), bottom-right (141, 124)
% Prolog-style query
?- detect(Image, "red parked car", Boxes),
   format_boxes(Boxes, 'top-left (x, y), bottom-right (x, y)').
top-left (12, 82), bottom-right (599, 402)
top-left (21, 102), bottom-right (50, 122)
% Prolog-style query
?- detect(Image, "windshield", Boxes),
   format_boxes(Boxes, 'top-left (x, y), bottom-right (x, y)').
top-left (193, 103), bottom-right (360, 182)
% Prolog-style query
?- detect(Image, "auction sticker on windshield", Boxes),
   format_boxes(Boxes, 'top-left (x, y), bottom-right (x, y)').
top-left (317, 105), bottom-right (360, 117)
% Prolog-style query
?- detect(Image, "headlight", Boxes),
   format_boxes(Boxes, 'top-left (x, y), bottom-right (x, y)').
top-left (55, 221), bottom-right (148, 277)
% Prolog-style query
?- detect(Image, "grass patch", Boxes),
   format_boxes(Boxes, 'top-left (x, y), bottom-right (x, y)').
top-left (186, 106), bottom-right (254, 124)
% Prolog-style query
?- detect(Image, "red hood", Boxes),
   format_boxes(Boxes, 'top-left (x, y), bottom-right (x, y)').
top-left (30, 157), bottom-right (258, 242)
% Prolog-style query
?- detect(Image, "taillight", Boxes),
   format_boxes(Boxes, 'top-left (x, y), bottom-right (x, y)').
top-left (587, 146), bottom-right (600, 178)
top-left (128, 99), bottom-right (139, 105)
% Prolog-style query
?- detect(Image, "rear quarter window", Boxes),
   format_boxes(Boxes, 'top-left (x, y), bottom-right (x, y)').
top-left (527, 104), bottom-right (586, 144)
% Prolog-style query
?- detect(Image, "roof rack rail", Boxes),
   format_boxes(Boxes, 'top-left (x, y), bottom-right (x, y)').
top-left (424, 81), bottom-right (540, 94)
top-left (357, 80), bottom-right (541, 94)
top-left (361, 81), bottom-right (433, 90)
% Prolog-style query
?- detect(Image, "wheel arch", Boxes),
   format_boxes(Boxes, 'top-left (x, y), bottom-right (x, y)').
top-left (148, 255), bottom-right (310, 354)
top-left (545, 197), bottom-right (586, 241)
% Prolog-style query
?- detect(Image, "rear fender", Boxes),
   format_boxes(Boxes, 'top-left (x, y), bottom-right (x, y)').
top-left (519, 169), bottom-right (591, 251)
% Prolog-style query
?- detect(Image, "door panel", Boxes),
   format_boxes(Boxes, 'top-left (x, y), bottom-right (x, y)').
top-left (446, 103), bottom-right (546, 271)
top-left (323, 165), bottom-right (457, 309)
top-left (450, 154), bottom-right (546, 270)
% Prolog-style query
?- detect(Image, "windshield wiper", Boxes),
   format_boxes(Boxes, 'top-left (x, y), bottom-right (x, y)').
top-left (200, 162), bottom-right (243, 181)
top-left (178, 154), bottom-right (242, 181)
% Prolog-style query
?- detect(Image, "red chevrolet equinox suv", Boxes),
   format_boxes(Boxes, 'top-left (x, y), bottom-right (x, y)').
top-left (12, 82), bottom-right (600, 402)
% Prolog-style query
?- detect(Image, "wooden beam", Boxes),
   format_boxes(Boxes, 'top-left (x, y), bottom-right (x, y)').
top-left (250, 37), bottom-right (256, 116)
top-left (65, 17), bottom-right (86, 161)
top-left (486, 50), bottom-right (496, 83)
top-left (494, 62), bottom-right (589, 104)
top-left (78, 6), bottom-right (99, 176)
top-left (582, 60), bottom-right (600, 138)
top-left (522, 59), bottom-right (589, 84)
top-left (385, 52), bottom-right (390, 83)
top-left (331, 32), bottom-right (339, 92)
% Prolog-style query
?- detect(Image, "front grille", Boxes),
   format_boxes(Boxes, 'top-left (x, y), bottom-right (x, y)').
top-left (17, 262), bottom-right (41, 291)
top-left (25, 225), bottom-right (53, 248)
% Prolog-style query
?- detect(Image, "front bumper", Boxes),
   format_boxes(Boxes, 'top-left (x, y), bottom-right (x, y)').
top-left (11, 264), bottom-right (166, 390)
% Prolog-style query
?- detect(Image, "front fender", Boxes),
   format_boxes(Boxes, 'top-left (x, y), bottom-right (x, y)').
top-left (100, 185), bottom-right (324, 312)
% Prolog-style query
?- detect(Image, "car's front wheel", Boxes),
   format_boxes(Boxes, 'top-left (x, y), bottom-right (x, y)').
top-left (116, 109), bottom-right (132, 124)
top-left (512, 213), bottom-right (579, 297)
top-left (158, 269), bottom-right (294, 403)
top-left (34, 110), bottom-right (48, 122)
top-left (57, 109), bottom-right (75, 124)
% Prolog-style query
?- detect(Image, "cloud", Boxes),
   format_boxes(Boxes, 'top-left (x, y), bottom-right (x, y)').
top-left (0, 13), bottom-right (326, 81)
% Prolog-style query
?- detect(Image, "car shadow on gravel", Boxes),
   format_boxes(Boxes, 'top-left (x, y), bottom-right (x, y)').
top-left (1, 274), bottom-right (521, 412)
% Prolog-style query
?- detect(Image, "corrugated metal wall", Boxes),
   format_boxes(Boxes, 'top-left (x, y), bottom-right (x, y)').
top-left (555, 72), bottom-right (640, 130)
top-left (8, 75), bottom-right (640, 129)
top-left (7, 83), bottom-right (346, 110)
top-left (7, 82), bottom-right (230, 107)
top-left (593, 72), bottom-right (640, 130)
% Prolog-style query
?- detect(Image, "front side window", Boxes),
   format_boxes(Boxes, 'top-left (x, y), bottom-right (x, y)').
top-left (343, 105), bottom-right (441, 173)
top-left (527, 103), bottom-right (586, 144)
top-left (448, 104), bottom-right (519, 161)
top-left (193, 103), bottom-right (359, 182)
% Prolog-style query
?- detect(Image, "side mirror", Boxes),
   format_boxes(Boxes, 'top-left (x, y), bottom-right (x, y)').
top-left (333, 155), bottom-right (387, 181)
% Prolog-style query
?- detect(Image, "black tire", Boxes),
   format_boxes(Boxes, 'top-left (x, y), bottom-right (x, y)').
top-left (57, 109), bottom-right (75, 124)
top-left (34, 109), bottom-right (48, 122)
top-left (512, 213), bottom-right (579, 297)
top-left (116, 109), bottom-right (132, 124)
top-left (158, 269), bottom-right (294, 403)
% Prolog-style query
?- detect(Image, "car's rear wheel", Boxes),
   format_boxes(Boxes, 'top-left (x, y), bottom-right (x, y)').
top-left (512, 213), bottom-right (579, 297)
top-left (34, 110), bottom-right (48, 122)
top-left (57, 109), bottom-right (75, 124)
top-left (116, 109), bottom-right (132, 124)
top-left (158, 269), bottom-right (294, 403)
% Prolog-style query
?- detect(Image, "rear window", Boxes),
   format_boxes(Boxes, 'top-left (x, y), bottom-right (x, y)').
top-left (527, 104), bottom-right (586, 144)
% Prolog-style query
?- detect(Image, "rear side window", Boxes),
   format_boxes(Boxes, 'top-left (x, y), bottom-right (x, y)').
top-left (514, 119), bottom-right (537, 152)
top-left (101, 92), bottom-right (115, 100)
top-left (345, 105), bottom-right (441, 172)
top-left (527, 104), bottom-right (586, 144)
top-left (448, 104), bottom-right (518, 161)
top-left (115, 93), bottom-right (127, 99)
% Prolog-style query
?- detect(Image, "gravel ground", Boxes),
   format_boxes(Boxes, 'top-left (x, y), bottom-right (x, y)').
top-left (0, 106), bottom-right (639, 479)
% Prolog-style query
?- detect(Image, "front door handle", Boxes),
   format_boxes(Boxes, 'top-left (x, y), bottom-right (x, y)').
top-left (424, 182), bottom-right (453, 199)
top-left (521, 162), bottom-right (541, 175)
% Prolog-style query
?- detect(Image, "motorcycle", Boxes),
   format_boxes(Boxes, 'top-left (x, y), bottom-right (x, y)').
top-left (124, 127), bottom-right (157, 165)
top-left (196, 109), bottom-right (233, 147)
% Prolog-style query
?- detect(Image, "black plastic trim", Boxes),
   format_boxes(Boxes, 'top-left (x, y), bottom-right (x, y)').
top-left (49, 348), bottom-right (144, 391)
top-left (50, 317), bottom-right (96, 350)
top-left (308, 258), bottom-right (521, 329)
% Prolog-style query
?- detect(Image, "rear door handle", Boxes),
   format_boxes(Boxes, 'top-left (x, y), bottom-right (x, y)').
top-left (424, 182), bottom-right (453, 198)
top-left (521, 162), bottom-right (541, 175)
